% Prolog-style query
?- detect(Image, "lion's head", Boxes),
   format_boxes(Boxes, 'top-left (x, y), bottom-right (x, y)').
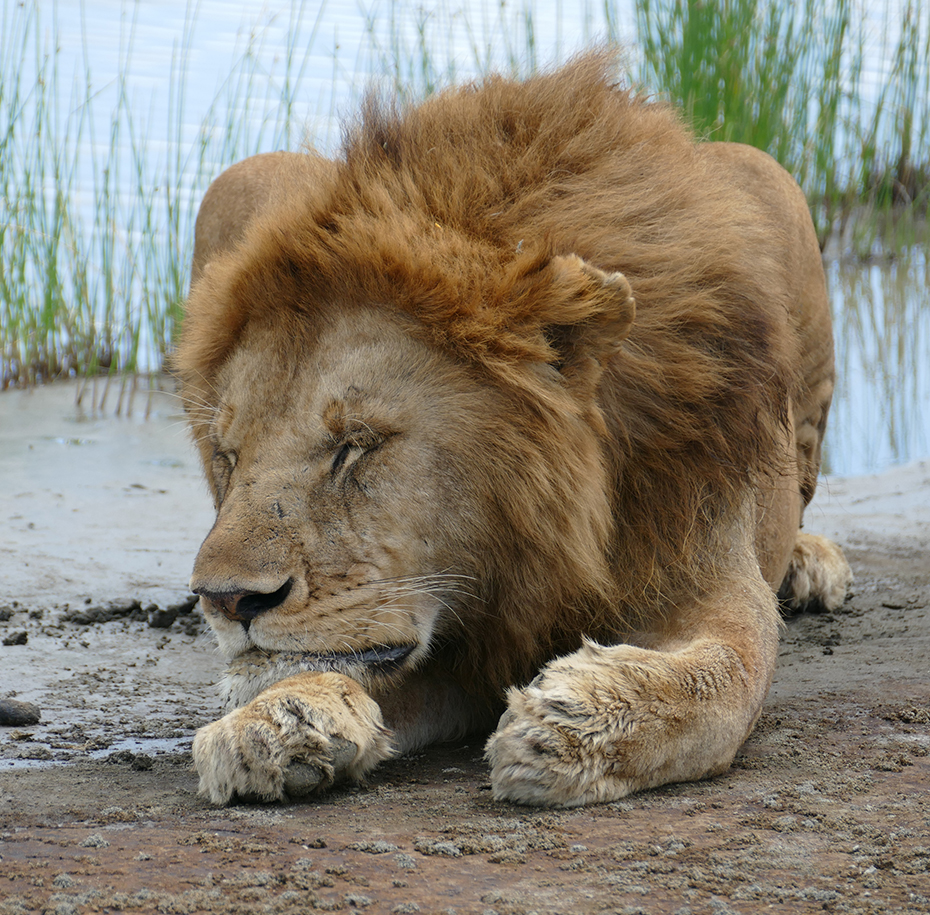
top-left (179, 246), bottom-right (635, 705)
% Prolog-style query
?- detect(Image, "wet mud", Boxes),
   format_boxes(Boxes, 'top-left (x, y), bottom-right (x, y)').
top-left (1, 382), bottom-right (928, 914)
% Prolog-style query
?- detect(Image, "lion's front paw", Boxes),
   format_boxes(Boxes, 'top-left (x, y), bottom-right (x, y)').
top-left (486, 639), bottom-right (758, 808)
top-left (486, 646), bottom-right (652, 807)
top-left (486, 684), bottom-right (637, 808)
top-left (192, 671), bottom-right (393, 805)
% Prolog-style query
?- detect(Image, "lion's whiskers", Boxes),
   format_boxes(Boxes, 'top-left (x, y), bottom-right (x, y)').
top-left (370, 583), bottom-right (467, 631)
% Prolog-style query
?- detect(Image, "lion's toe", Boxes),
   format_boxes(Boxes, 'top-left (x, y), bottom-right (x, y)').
top-left (192, 711), bottom-right (293, 805)
top-left (486, 676), bottom-right (637, 808)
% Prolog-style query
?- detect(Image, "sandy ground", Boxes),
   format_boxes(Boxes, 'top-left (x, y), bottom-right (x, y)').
top-left (1, 380), bottom-right (928, 915)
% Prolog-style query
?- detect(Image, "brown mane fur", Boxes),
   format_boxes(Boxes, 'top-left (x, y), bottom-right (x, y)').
top-left (178, 52), bottom-right (800, 692)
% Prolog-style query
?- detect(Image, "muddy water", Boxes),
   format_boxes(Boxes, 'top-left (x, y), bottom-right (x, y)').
top-left (0, 381), bottom-right (221, 770)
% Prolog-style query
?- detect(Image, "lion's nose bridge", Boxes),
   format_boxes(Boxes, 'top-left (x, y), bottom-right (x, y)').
top-left (189, 486), bottom-right (295, 598)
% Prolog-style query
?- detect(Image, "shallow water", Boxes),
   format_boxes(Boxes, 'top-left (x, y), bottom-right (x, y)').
top-left (5, 0), bottom-right (928, 475)
top-left (827, 250), bottom-right (930, 475)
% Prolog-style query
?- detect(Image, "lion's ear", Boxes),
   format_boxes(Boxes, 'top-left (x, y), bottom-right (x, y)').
top-left (542, 254), bottom-right (635, 382)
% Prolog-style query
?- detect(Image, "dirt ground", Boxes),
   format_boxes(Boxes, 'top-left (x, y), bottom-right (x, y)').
top-left (1, 380), bottom-right (929, 915)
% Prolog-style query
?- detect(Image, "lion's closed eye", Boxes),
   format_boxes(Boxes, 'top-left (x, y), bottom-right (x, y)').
top-left (210, 447), bottom-right (238, 503)
top-left (331, 443), bottom-right (357, 476)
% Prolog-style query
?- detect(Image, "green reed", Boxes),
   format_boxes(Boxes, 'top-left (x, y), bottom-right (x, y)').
top-left (0, 1), bottom-right (315, 386)
top-left (633, 0), bottom-right (930, 252)
top-left (1, 0), bottom-right (927, 385)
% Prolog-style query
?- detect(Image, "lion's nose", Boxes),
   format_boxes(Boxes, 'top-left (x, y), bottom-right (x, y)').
top-left (195, 579), bottom-right (293, 629)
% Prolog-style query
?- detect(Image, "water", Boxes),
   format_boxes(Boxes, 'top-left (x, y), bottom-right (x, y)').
top-left (5, 0), bottom-right (929, 476)
top-left (37, 0), bottom-right (624, 169)
top-left (827, 250), bottom-right (929, 475)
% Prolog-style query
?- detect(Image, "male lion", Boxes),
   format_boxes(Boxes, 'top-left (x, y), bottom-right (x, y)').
top-left (178, 54), bottom-right (852, 807)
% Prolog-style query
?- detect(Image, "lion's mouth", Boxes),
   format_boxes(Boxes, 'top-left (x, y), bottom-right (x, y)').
top-left (245, 644), bottom-right (417, 677)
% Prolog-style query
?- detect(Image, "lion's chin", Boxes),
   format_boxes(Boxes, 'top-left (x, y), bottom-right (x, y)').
top-left (219, 646), bottom-right (416, 710)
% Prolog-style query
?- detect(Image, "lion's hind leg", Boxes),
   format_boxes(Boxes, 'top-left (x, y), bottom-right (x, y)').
top-left (777, 531), bottom-right (852, 615)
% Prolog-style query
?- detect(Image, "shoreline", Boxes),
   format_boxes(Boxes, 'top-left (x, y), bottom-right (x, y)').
top-left (1, 379), bottom-right (926, 612)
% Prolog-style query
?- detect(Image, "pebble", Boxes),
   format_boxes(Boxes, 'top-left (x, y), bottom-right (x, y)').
top-left (0, 698), bottom-right (41, 726)
top-left (348, 841), bottom-right (400, 854)
top-left (147, 605), bottom-right (178, 629)
top-left (78, 833), bottom-right (110, 848)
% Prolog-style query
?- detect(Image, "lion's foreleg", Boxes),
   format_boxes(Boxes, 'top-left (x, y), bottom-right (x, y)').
top-left (192, 671), bottom-right (393, 805)
top-left (486, 567), bottom-right (780, 807)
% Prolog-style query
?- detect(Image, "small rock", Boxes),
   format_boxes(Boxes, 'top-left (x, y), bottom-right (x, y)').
top-left (2, 631), bottom-right (27, 646)
top-left (105, 748), bottom-right (154, 770)
top-left (0, 606), bottom-right (15, 622)
top-left (348, 841), bottom-right (400, 854)
top-left (413, 838), bottom-right (462, 857)
top-left (64, 599), bottom-right (142, 625)
top-left (167, 595), bottom-right (199, 616)
top-left (0, 699), bottom-right (41, 726)
top-left (147, 605), bottom-right (178, 629)
top-left (14, 744), bottom-right (52, 760)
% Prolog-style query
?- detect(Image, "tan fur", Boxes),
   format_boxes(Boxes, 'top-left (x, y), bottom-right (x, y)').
top-left (177, 53), bottom-right (852, 807)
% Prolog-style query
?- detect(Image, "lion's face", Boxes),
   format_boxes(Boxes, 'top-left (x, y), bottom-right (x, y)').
top-left (187, 306), bottom-right (509, 699)
top-left (182, 250), bottom-right (639, 705)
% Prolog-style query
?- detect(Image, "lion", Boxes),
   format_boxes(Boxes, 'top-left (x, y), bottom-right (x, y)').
top-left (176, 53), bottom-right (852, 807)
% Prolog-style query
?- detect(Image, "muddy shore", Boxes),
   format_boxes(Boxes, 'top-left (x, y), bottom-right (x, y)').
top-left (1, 381), bottom-right (928, 915)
